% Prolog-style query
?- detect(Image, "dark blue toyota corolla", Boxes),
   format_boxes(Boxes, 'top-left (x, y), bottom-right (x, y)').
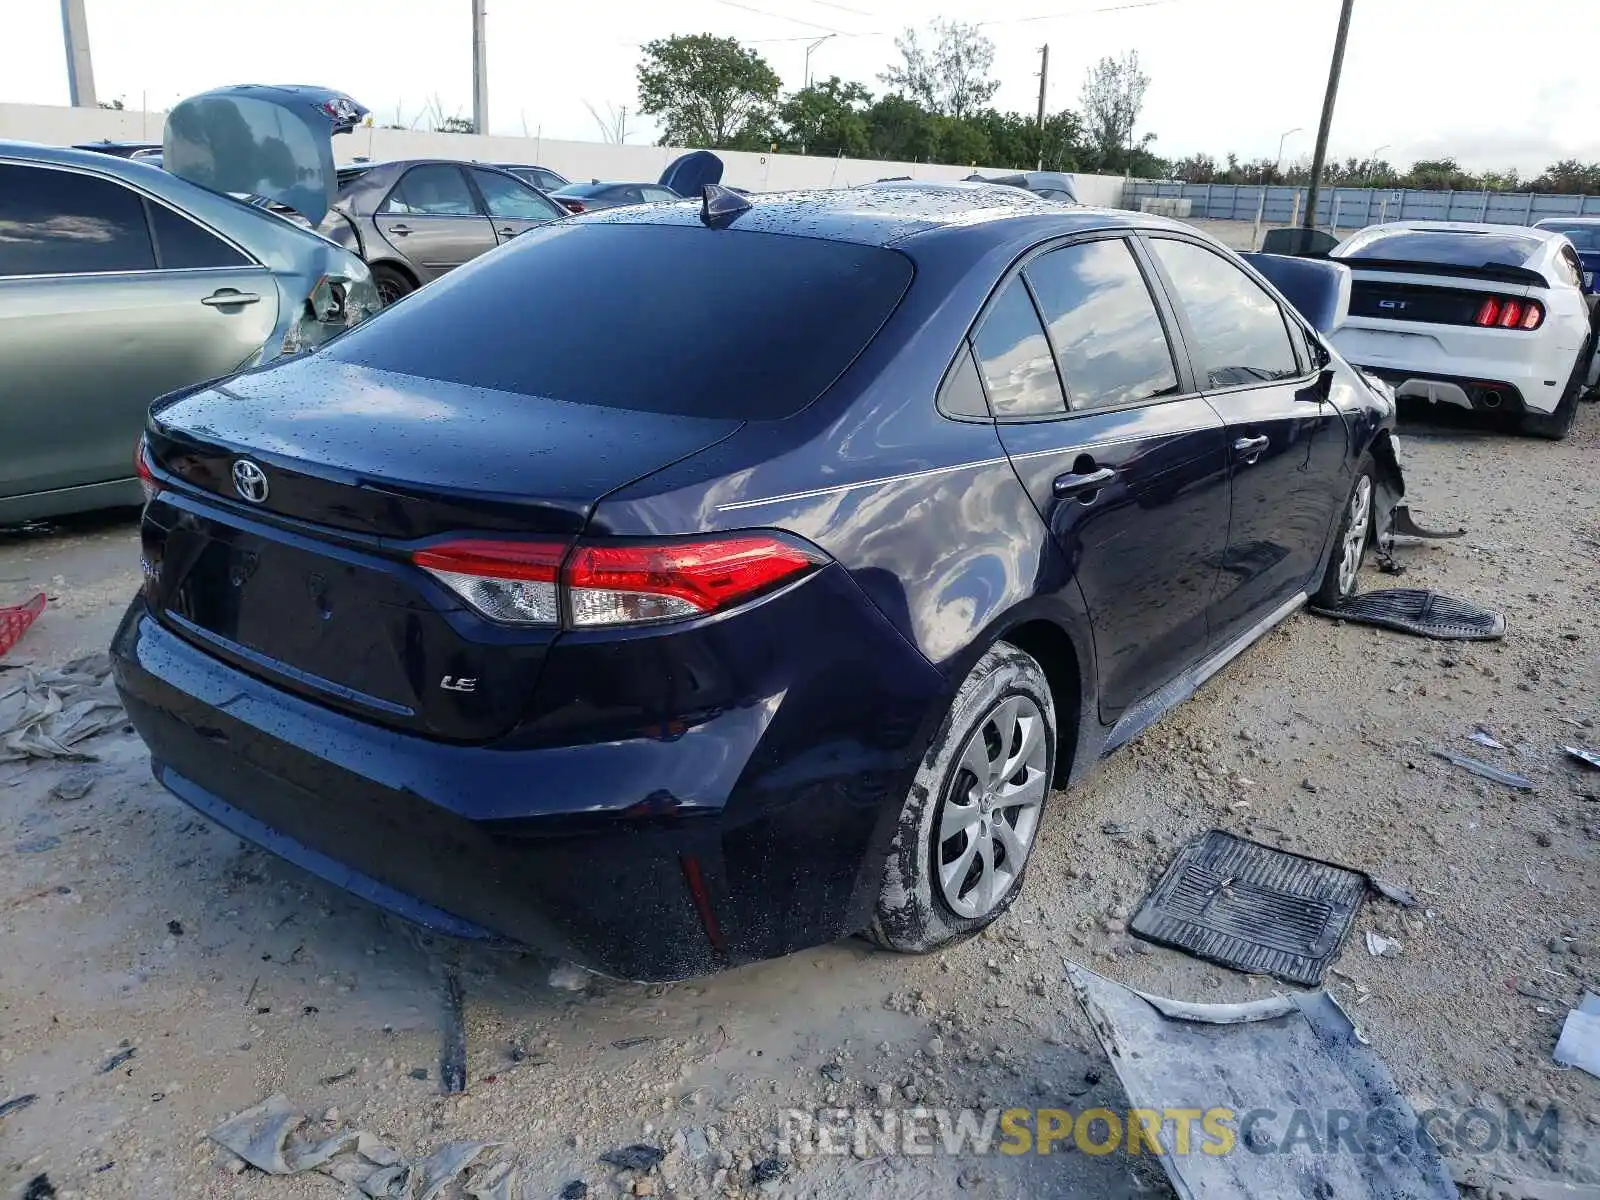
top-left (113, 184), bottom-right (1402, 980)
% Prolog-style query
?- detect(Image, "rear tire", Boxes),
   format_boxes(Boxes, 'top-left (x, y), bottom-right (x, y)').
top-left (1312, 454), bottom-right (1376, 607)
top-left (868, 642), bottom-right (1056, 954)
top-left (1520, 339), bottom-right (1591, 440)
top-left (372, 263), bottom-right (415, 307)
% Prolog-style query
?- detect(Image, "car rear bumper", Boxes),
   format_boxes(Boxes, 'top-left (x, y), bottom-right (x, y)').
top-left (111, 586), bottom-right (944, 981)
top-left (1331, 322), bottom-right (1568, 415)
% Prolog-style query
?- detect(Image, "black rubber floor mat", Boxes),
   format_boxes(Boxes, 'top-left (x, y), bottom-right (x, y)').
top-left (1309, 587), bottom-right (1505, 640)
top-left (1130, 831), bottom-right (1368, 986)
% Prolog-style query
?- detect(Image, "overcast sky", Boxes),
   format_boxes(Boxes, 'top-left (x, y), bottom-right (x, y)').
top-left (4, 0), bottom-right (1597, 173)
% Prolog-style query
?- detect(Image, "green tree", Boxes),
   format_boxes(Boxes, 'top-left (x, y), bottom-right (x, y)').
top-left (1080, 51), bottom-right (1149, 172)
top-left (778, 76), bottom-right (872, 157)
top-left (879, 20), bottom-right (999, 119)
top-left (1529, 159), bottom-right (1600, 195)
top-left (636, 34), bottom-right (782, 149)
top-left (931, 115), bottom-right (991, 166)
top-left (864, 94), bottom-right (941, 162)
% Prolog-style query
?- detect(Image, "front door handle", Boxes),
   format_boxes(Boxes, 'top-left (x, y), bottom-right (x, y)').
top-left (1233, 434), bottom-right (1270, 463)
top-left (200, 289), bottom-right (260, 307)
top-left (1052, 465), bottom-right (1117, 500)
top-left (388, 223), bottom-right (412, 236)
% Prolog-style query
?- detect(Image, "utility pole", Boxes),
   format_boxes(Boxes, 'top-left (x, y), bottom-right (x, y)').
top-left (1034, 44), bottom-right (1049, 171)
top-left (471, 0), bottom-right (489, 135)
top-left (60, 0), bottom-right (97, 108)
top-left (1302, 0), bottom-right (1355, 231)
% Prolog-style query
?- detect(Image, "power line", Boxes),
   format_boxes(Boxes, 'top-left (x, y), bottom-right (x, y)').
top-left (805, 0), bottom-right (876, 14)
top-left (710, 0), bottom-right (844, 34)
top-left (972, 0), bottom-right (1177, 26)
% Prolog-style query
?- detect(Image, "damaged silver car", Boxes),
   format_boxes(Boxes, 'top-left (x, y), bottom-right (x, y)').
top-left (0, 85), bottom-right (381, 524)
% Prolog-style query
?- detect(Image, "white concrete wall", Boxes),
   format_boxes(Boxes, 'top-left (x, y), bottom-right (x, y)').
top-left (0, 102), bottom-right (1129, 207)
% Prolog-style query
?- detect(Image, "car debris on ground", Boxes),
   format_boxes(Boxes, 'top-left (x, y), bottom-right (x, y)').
top-left (0, 652), bottom-right (125, 762)
top-left (1067, 961), bottom-right (1458, 1200)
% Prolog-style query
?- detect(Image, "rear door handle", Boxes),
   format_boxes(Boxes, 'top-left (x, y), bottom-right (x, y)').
top-left (200, 290), bottom-right (260, 307)
top-left (1233, 435), bottom-right (1269, 462)
top-left (497, 226), bottom-right (520, 237)
top-left (1052, 465), bottom-right (1117, 500)
top-left (388, 223), bottom-right (412, 236)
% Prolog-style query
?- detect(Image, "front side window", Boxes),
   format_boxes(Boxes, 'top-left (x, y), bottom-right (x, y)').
top-left (1025, 239), bottom-right (1179, 410)
top-left (1149, 238), bottom-right (1299, 388)
top-left (470, 169), bottom-right (564, 221)
top-left (0, 163), bottom-right (155, 276)
top-left (381, 165), bottom-right (477, 216)
top-left (1555, 247), bottom-right (1584, 290)
top-left (972, 278), bottom-right (1066, 418)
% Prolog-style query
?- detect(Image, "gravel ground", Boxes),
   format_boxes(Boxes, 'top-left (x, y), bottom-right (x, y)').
top-left (2, 402), bottom-right (1599, 1199)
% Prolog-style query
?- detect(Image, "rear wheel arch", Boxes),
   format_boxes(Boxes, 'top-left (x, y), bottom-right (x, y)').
top-left (369, 259), bottom-right (419, 287)
top-left (997, 618), bottom-right (1084, 786)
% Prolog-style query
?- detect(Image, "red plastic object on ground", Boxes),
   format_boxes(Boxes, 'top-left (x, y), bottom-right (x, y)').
top-left (0, 593), bottom-right (46, 657)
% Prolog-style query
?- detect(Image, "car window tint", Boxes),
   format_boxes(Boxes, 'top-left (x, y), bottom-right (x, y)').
top-left (939, 344), bottom-right (991, 419)
top-left (534, 170), bottom-right (566, 191)
top-left (1025, 239), bottom-right (1178, 410)
top-left (147, 202), bottom-right (250, 269)
top-left (470, 169), bottom-right (563, 221)
top-left (972, 278), bottom-right (1066, 418)
top-left (1150, 239), bottom-right (1299, 388)
top-left (327, 223), bottom-right (912, 419)
top-left (641, 187), bottom-right (679, 202)
top-left (381, 165), bottom-right (476, 216)
top-left (0, 163), bottom-right (155, 276)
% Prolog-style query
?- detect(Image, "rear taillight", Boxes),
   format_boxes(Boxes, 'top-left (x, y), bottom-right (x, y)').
top-left (412, 533), bottom-right (827, 628)
top-left (559, 199), bottom-right (585, 213)
top-left (1472, 296), bottom-right (1544, 330)
top-left (135, 437), bottom-right (161, 503)
top-left (413, 539), bottom-right (564, 625)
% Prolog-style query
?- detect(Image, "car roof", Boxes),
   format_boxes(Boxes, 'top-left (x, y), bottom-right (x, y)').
top-left (1359, 220), bottom-right (1559, 242)
top-left (581, 185), bottom-right (1181, 248)
top-left (1534, 216), bottom-right (1600, 226)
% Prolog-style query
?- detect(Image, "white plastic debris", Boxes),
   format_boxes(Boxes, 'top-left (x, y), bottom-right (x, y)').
top-left (210, 1095), bottom-right (502, 1197)
top-left (1554, 992), bottom-right (1600, 1079)
top-left (1365, 931), bottom-right (1402, 958)
top-left (0, 653), bottom-right (125, 762)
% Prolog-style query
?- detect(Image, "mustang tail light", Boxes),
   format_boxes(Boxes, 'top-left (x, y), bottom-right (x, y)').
top-left (1473, 296), bottom-right (1544, 330)
top-left (413, 533), bottom-right (827, 628)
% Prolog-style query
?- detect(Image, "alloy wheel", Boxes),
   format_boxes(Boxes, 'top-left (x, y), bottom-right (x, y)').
top-left (1337, 476), bottom-right (1372, 596)
top-left (936, 694), bottom-right (1049, 920)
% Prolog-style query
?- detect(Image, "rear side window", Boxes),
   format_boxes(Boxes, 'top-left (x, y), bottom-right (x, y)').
top-left (0, 163), bottom-right (155, 276)
top-left (147, 202), bottom-right (250, 269)
top-left (972, 278), bottom-right (1066, 418)
top-left (470, 169), bottom-right (564, 221)
top-left (381, 165), bottom-right (477, 216)
top-left (326, 223), bottom-right (913, 419)
top-left (1555, 247), bottom-right (1583, 290)
top-left (1025, 239), bottom-right (1178, 410)
top-left (1150, 239), bottom-right (1299, 388)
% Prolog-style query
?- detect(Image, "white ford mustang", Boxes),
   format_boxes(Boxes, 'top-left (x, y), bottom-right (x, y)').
top-left (1328, 221), bottom-right (1596, 439)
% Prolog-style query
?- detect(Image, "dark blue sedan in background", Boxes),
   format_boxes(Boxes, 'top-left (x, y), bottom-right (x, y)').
top-left (113, 183), bottom-right (1401, 980)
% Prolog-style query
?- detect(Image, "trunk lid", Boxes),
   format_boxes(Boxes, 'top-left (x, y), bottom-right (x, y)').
top-left (144, 356), bottom-right (742, 741)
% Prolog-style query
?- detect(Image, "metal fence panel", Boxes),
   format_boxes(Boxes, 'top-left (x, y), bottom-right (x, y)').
top-left (1125, 181), bottom-right (1598, 233)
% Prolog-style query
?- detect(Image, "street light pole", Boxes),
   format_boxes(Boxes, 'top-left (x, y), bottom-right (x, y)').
top-left (1367, 143), bottom-right (1390, 184)
top-left (471, 0), bottom-right (489, 134)
top-left (1302, 0), bottom-right (1355, 231)
top-left (803, 34), bottom-right (835, 90)
top-left (1275, 127), bottom-right (1302, 175)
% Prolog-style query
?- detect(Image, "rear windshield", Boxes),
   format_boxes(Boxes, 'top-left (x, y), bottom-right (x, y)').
top-left (552, 183), bottom-right (612, 197)
top-left (326, 222), bottom-right (914, 418)
top-left (1539, 223), bottom-right (1600, 252)
top-left (1334, 228), bottom-right (1542, 269)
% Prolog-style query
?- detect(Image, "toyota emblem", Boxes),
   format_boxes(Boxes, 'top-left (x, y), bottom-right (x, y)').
top-left (232, 459), bottom-right (269, 503)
